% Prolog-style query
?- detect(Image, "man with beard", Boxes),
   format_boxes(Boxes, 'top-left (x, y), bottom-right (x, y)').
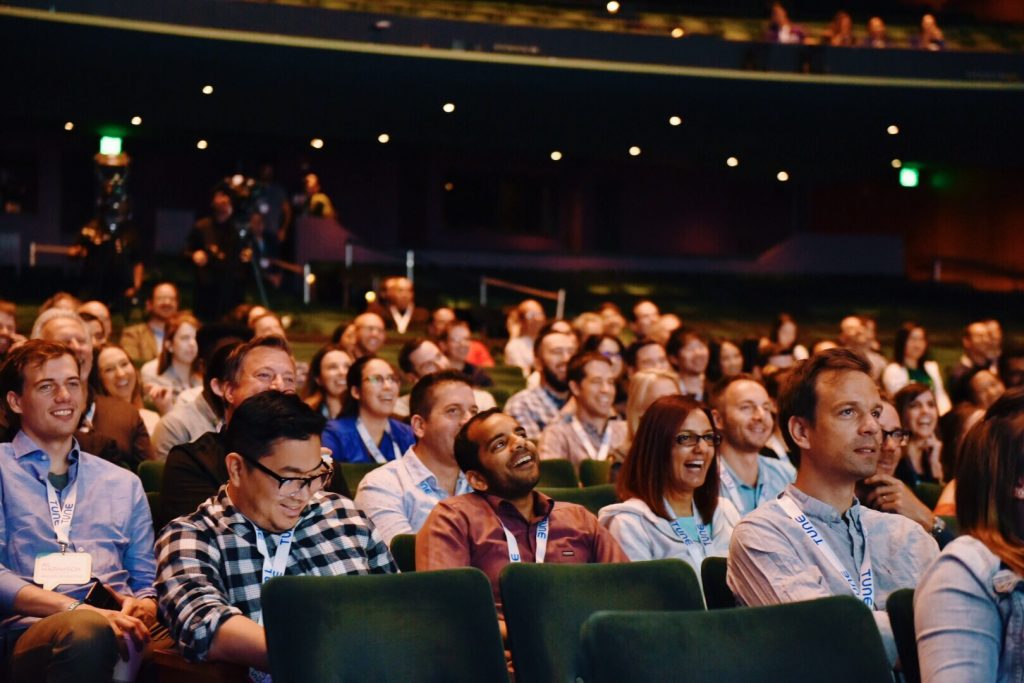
top-left (539, 352), bottom-right (626, 472)
top-left (728, 349), bottom-right (938, 668)
top-left (120, 282), bottom-right (179, 364)
top-left (709, 375), bottom-right (795, 516)
top-left (349, 312), bottom-right (387, 360)
top-left (504, 327), bottom-right (577, 441)
top-left (416, 409), bottom-right (627, 623)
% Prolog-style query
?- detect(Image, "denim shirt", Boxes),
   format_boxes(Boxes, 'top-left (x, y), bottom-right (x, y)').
top-left (0, 431), bottom-right (156, 632)
top-left (916, 535), bottom-right (1024, 682)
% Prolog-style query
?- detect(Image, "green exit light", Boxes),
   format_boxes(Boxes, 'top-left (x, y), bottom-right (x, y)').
top-left (99, 136), bottom-right (122, 155)
top-left (899, 167), bottom-right (919, 188)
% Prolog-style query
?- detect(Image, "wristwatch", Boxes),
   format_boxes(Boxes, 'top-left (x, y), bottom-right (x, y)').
top-left (930, 516), bottom-right (947, 537)
top-left (66, 600), bottom-right (82, 611)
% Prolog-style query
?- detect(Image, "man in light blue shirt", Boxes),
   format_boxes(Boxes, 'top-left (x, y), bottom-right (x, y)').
top-left (0, 340), bottom-right (158, 681)
top-left (355, 370), bottom-right (478, 544)
top-left (710, 375), bottom-right (795, 515)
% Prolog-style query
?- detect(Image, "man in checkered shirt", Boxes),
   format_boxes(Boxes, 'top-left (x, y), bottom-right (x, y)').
top-left (155, 391), bottom-right (396, 673)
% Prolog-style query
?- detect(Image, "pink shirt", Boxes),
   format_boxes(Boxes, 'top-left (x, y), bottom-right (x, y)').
top-left (417, 490), bottom-right (628, 615)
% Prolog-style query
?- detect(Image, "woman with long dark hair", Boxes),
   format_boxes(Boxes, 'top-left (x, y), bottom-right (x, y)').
top-left (882, 322), bottom-right (951, 414)
top-left (600, 395), bottom-right (739, 576)
top-left (303, 343), bottom-right (353, 420)
top-left (916, 387), bottom-right (1024, 681)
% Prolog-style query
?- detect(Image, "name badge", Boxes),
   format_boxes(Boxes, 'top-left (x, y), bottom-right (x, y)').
top-left (34, 552), bottom-right (92, 590)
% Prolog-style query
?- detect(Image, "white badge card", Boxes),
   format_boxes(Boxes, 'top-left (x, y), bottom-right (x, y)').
top-left (33, 552), bottom-right (91, 590)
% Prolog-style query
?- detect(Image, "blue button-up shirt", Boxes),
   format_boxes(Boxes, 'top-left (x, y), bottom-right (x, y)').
top-left (0, 432), bottom-right (156, 631)
top-left (354, 447), bottom-right (472, 545)
top-left (321, 416), bottom-right (416, 464)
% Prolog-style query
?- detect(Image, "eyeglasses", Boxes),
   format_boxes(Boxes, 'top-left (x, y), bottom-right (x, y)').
top-left (364, 374), bottom-right (400, 386)
top-left (239, 453), bottom-right (333, 497)
top-left (675, 431), bottom-right (721, 449)
top-left (600, 351), bottom-right (622, 360)
top-left (881, 428), bottom-right (912, 445)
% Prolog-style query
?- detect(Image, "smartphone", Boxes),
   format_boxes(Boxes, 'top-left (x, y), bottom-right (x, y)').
top-left (83, 579), bottom-right (121, 611)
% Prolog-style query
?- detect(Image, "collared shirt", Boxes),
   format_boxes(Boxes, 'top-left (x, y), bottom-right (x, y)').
top-left (727, 484), bottom-right (938, 666)
top-left (152, 392), bottom-right (222, 461)
top-left (155, 486), bottom-right (396, 662)
top-left (538, 416), bottom-right (627, 470)
top-left (504, 387), bottom-right (568, 441)
top-left (354, 447), bottom-right (472, 545)
top-left (718, 455), bottom-right (796, 516)
top-left (0, 432), bottom-right (157, 632)
top-left (321, 416), bottom-right (416, 464)
top-left (503, 336), bottom-right (535, 376)
top-left (416, 490), bottom-right (628, 615)
top-left (915, 535), bottom-right (1024, 683)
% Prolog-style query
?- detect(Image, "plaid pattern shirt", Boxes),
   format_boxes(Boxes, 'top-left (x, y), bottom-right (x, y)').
top-left (155, 486), bottom-right (397, 662)
top-left (504, 386), bottom-right (567, 441)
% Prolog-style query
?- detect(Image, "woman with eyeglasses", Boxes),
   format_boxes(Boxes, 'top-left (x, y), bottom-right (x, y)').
top-left (895, 382), bottom-right (945, 485)
top-left (599, 395), bottom-right (739, 577)
top-left (915, 387), bottom-right (1024, 682)
top-left (321, 356), bottom-right (415, 464)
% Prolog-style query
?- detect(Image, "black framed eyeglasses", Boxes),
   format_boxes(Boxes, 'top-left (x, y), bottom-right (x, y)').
top-left (239, 452), bottom-right (333, 496)
top-left (675, 431), bottom-right (722, 449)
top-left (881, 428), bottom-right (912, 445)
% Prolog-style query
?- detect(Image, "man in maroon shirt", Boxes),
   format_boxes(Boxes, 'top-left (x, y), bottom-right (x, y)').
top-left (416, 409), bottom-right (627, 628)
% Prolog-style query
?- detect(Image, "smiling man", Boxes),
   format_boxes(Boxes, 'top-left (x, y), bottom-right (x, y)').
top-left (539, 352), bottom-right (626, 472)
top-left (709, 375), bottom-right (795, 515)
top-left (416, 409), bottom-right (627, 620)
top-left (0, 341), bottom-right (158, 681)
top-left (156, 391), bottom-right (396, 674)
top-left (727, 349), bottom-right (938, 667)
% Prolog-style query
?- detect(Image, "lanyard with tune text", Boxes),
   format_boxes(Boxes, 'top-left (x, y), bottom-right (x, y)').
top-left (718, 461), bottom-right (767, 514)
top-left (663, 499), bottom-right (712, 567)
top-left (501, 518), bottom-right (550, 564)
top-left (570, 417), bottom-right (611, 461)
top-left (775, 493), bottom-right (875, 608)
top-left (356, 418), bottom-right (402, 463)
top-left (46, 477), bottom-right (78, 552)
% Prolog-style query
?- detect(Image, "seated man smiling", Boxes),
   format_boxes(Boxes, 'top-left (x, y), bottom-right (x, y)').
top-left (155, 391), bottom-right (396, 675)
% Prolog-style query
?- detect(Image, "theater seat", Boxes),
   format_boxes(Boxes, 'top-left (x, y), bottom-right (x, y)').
top-left (500, 559), bottom-right (704, 683)
top-left (578, 459), bottom-right (611, 486)
top-left (700, 556), bottom-right (736, 609)
top-left (537, 459), bottom-right (579, 488)
top-left (580, 596), bottom-right (892, 683)
top-left (262, 569), bottom-right (507, 683)
top-left (138, 460), bottom-right (165, 493)
top-left (537, 485), bottom-right (617, 516)
top-left (390, 533), bottom-right (416, 572)
top-left (886, 588), bottom-right (919, 683)
top-left (336, 462), bottom-right (382, 499)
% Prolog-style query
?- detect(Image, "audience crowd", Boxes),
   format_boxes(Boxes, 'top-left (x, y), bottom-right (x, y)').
top-left (0, 275), bottom-right (1020, 682)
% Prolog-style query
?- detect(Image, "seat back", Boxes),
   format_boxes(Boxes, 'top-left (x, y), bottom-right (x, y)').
top-left (700, 556), bottom-right (736, 609)
top-left (500, 559), bottom-right (704, 683)
top-left (581, 596), bottom-right (893, 683)
top-left (537, 459), bottom-right (579, 488)
top-left (913, 482), bottom-right (942, 509)
top-left (138, 460), bottom-right (165, 493)
top-left (886, 588), bottom-right (919, 683)
top-left (578, 459), bottom-right (611, 486)
top-left (336, 462), bottom-right (382, 499)
top-left (263, 569), bottom-right (508, 683)
top-left (390, 534), bottom-right (416, 572)
top-left (537, 485), bottom-right (617, 516)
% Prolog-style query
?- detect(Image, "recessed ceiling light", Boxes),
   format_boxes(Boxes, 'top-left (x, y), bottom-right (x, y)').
top-left (628, 146), bottom-right (641, 157)
top-left (130, 116), bottom-right (142, 126)
top-left (669, 116), bottom-right (682, 126)
top-left (310, 138), bottom-right (324, 149)
top-left (378, 133), bottom-right (390, 144)
top-left (550, 150), bottom-right (563, 161)
top-left (891, 159), bottom-right (902, 168)
top-left (442, 103), bottom-right (456, 113)
top-left (671, 27), bottom-right (685, 38)
top-left (64, 121), bottom-right (74, 131)
top-left (726, 156), bottom-right (739, 167)
top-left (202, 85), bottom-right (214, 95)
top-left (196, 139), bottom-right (208, 150)
top-left (887, 124), bottom-right (899, 135)
top-left (777, 171), bottom-right (790, 182)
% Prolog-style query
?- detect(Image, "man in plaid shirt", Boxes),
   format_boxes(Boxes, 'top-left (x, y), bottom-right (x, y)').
top-left (155, 391), bottom-right (396, 673)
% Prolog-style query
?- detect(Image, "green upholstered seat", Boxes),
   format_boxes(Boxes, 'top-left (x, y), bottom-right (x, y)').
top-left (138, 459), bottom-right (165, 493)
top-left (262, 569), bottom-right (508, 683)
top-left (336, 462), bottom-right (382, 499)
top-left (700, 556), bottom-right (736, 609)
top-left (578, 459), bottom-right (612, 486)
top-left (390, 533), bottom-right (416, 573)
top-left (580, 596), bottom-right (893, 683)
top-left (500, 559), bottom-right (704, 683)
top-left (537, 484), bottom-right (617, 516)
top-left (537, 459), bottom-right (579, 488)
top-left (886, 588), bottom-right (919, 683)
top-left (914, 482), bottom-right (943, 509)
